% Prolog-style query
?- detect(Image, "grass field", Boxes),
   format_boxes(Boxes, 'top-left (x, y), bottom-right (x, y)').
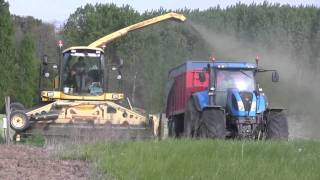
top-left (63, 139), bottom-right (320, 180)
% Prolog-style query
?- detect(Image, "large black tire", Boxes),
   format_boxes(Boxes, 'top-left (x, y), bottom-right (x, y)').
top-left (198, 108), bottom-right (225, 139)
top-left (266, 110), bottom-right (289, 140)
top-left (184, 99), bottom-right (200, 138)
top-left (10, 102), bottom-right (25, 111)
top-left (168, 120), bottom-right (174, 137)
top-left (168, 116), bottom-right (183, 138)
top-left (174, 116), bottom-right (184, 138)
top-left (10, 110), bottom-right (30, 132)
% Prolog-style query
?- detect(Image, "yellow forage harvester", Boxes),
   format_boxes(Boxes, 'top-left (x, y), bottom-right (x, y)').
top-left (8, 12), bottom-right (186, 141)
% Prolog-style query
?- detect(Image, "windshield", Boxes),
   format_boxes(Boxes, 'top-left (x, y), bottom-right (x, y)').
top-left (216, 70), bottom-right (255, 91)
top-left (62, 52), bottom-right (104, 95)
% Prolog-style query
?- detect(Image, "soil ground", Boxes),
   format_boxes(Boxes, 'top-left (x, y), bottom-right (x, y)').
top-left (0, 144), bottom-right (90, 180)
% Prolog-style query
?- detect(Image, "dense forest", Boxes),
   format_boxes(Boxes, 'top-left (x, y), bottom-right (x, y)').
top-left (1, 1), bottom-right (320, 117)
top-left (0, 0), bottom-right (56, 107)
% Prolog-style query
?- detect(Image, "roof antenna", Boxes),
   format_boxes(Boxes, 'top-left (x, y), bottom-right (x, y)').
top-left (255, 55), bottom-right (260, 67)
top-left (210, 51), bottom-right (216, 61)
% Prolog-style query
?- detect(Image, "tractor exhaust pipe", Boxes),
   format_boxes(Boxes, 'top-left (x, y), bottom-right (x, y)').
top-left (207, 63), bottom-right (215, 106)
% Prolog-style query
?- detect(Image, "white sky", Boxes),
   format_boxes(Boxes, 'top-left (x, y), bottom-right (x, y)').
top-left (6, 0), bottom-right (320, 23)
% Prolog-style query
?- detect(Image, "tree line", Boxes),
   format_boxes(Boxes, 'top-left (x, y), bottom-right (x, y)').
top-left (0, 0), bottom-right (56, 108)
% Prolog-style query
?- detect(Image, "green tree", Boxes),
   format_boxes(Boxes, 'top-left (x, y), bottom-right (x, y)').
top-left (15, 34), bottom-right (38, 106)
top-left (0, 0), bottom-right (16, 104)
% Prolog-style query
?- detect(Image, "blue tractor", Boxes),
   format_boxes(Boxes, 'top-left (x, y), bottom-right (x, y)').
top-left (181, 59), bottom-right (289, 139)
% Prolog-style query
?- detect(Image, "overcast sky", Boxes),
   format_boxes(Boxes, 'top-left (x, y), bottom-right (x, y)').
top-left (6, 0), bottom-right (320, 23)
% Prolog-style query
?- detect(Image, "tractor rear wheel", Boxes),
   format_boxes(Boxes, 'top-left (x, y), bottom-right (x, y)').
top-left (198, 108), bottom-right (225, 139)
top-left (184, 99), bottom-right (199, 138)
top-left (266, 110), bottom-right (288, 140)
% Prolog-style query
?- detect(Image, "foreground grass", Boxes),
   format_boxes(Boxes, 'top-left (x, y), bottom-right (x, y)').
top-left (63, 139), bottom-right (320, 180)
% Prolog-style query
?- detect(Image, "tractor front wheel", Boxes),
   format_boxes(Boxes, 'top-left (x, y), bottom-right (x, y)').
top-left (198, 108), bottom-right (225, 139)
top-left (266, 110), bottom-right (288, 140)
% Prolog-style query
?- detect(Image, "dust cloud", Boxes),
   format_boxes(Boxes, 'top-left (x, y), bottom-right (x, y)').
top-left (189, 21), bottom-right (320, 139)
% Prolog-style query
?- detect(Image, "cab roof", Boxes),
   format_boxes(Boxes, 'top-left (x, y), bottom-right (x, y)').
top-left (169, 60), bottom-right (257, 77)
top-left (62, 46), bottom-right (104, 54)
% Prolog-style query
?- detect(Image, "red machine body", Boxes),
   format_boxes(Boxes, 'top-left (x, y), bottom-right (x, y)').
top-left (166, 61), bottom-right (212, 118)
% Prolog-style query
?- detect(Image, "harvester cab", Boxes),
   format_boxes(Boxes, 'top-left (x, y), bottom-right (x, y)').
top-left (166, 59), bottom-right (288, 140)
top-left (40, 46), bottom-right (124, 102)
top-left (8, 12), bottom-right (186, 142)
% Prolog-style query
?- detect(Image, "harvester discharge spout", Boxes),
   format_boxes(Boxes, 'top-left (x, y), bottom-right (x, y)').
top-left (88, 12), bottom-right (186, 48)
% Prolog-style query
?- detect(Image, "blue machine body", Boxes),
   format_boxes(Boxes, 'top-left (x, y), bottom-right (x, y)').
top-left (193, 60), bottom-right (267, 117)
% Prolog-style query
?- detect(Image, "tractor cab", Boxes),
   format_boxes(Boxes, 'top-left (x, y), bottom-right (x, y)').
top-left (61, 47), bottom-right (105, 96)
top-left (212, 61), bottom-right (257, 109)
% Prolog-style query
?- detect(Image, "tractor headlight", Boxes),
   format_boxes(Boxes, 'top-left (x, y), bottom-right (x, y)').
top-left (250, 101), bottom-right (256, 112)
top-left (237, 101), bottom-right (245, 111)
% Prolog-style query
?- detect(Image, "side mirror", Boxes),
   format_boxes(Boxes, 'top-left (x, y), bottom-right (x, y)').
top-left (272, 71), bottom-right (279, 82)
top-left (199, 72), bottom-right (206, 82)
top-left (42, 55), bottom-right (48, 65)
top-left (119, 59), bottom-right (124, 68)
top-left (42, 55), bottom-right (50, 78)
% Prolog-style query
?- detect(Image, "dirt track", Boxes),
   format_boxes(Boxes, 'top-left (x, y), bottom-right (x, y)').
top-left (0, 144), bottom-right (89, 180)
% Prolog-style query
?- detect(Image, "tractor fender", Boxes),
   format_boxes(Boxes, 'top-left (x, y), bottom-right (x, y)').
top-left (191, 91), bottom-right (208, 111)
top-left (191, 91), bottom-right (224, 112)
top-left (265, 107), bottom-right (287, 113)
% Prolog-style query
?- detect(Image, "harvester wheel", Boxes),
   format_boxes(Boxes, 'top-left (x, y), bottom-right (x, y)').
top-left (198, 108), bottom-right (225, 139)
top-left (10, 102), bottom-right (25, 111)
top-left (266, 110), bottom-right (288, 140)
top-left (184, 99), bottom-right (199, 138)
top-left (10, 110), bottom-right (30, 132)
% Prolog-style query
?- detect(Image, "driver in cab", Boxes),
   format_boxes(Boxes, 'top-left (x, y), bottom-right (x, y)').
top-left (70, 57), bottom-right (86, 92)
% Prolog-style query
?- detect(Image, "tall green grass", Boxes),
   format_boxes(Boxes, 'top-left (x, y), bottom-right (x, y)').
top-left (63, 139), bottom-right (320, 180)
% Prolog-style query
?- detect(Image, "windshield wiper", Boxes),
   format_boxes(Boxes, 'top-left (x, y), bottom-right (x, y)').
top-left (239, 70), bottom-right (252, 79)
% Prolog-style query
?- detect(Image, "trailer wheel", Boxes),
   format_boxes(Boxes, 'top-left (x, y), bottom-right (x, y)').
top-left (168, 120), bottom-right (174, 137)
top-left (168, 116), bottom-right (183, 138)
top-left (266, 110), bottom-right (288, 140)
top-left (198, 108), bottom-right (225, 139)
top-left (10, 110), bottom-right (30, 132)
top-left (184, 99), bottom-right (199, 138)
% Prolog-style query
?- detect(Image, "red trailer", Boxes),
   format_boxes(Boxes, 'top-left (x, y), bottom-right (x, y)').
top-left (165, 61), bottom-right (212, 131)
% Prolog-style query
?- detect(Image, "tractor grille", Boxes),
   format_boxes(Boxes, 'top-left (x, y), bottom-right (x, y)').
top-left (239, 92), bottom-right (253, 111)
